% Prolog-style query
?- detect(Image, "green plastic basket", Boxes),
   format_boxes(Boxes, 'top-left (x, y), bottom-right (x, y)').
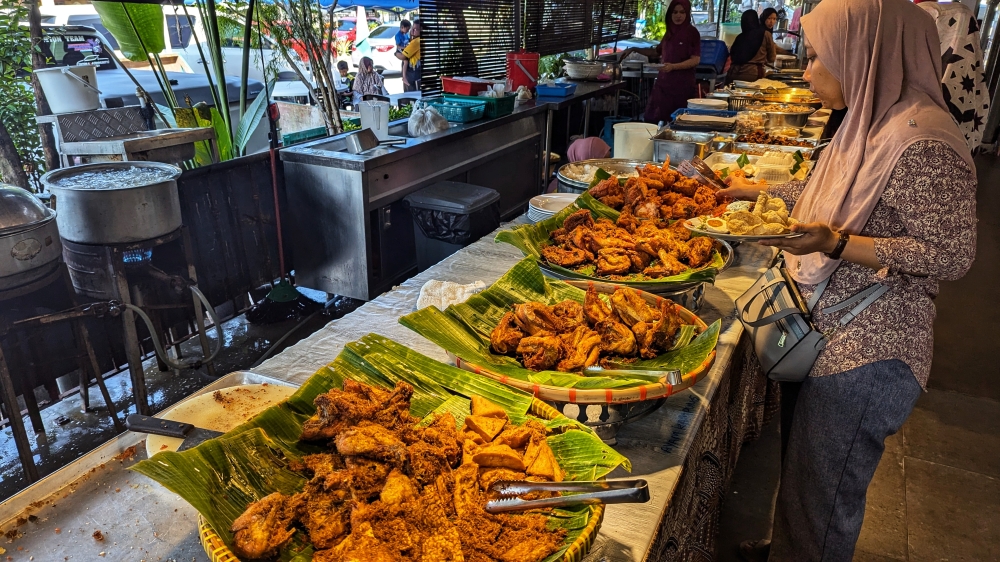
top-left (428, 98), bottom-right (487, 123)
top-left (444, 93), bottom-right (516, 119)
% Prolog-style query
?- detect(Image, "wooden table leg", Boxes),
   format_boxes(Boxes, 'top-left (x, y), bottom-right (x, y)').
top-left (0, 343), bottom-right (39, 483)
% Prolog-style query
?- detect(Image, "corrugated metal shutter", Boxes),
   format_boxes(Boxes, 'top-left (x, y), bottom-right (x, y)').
top-left (419, 0), bottom-right (518, 95)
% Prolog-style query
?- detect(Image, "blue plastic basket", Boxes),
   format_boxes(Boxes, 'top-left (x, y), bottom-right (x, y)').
top-left (700, 39), bottom-right (729, 74)
top-left (535, 83), bottom-right (578, 97)
top-left (427, 98), bottom-right (487, 123)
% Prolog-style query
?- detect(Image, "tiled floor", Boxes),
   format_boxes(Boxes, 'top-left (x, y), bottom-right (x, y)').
top-left (716, 153), bottom-right (1000, 561)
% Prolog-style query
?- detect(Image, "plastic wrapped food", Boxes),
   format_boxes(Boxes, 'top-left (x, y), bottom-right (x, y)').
top-left (736, 110), bottom-right (766, 134)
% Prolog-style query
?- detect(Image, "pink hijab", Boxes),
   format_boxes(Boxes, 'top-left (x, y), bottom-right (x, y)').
top-left (789, 0), bottom-right (974, 284)
top-left (567, 137), bottom-right (611, 162)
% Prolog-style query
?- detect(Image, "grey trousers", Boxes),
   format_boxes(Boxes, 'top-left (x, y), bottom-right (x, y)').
top-left (769, 360), bottom-right (922, 562)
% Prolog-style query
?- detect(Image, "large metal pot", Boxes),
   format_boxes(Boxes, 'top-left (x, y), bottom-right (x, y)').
top-left (0, 185), bottom-right (62, 291)
top-left (651, 130), bottom-right (736, 164)
top-left (41, 162), bottom-right (182, 245)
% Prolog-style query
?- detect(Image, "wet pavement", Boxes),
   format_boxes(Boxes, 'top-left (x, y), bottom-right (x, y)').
top-left (0, 293), bottom-right (360, 502)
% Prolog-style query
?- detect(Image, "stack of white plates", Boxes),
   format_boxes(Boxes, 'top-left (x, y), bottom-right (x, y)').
top-left (687, 98), bottom-right (729, 110)
top-left (527, 193), bottom-right (578, 223)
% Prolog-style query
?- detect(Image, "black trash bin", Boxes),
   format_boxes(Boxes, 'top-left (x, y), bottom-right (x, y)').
top-left (403, 181), bottom-right (501, 272)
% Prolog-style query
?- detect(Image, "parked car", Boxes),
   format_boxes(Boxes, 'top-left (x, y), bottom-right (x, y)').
top-left (332, 16), bottom-right (380, 42)
top-left (351, 22), bottom-right (401, 73)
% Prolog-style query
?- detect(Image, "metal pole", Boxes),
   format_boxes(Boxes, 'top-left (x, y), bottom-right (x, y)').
top-left (514, 0), bottom-right (522, 51)
top-left (543, 109), bottom-right (553, 193)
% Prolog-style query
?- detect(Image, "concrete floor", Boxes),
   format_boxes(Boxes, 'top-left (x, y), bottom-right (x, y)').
top-left (716, 152), bottom-right (1000, 561)
top-left (0, 292), bottom-right (358, 501)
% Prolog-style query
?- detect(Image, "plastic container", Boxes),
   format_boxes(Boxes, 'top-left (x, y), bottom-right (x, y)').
top-left (535, 82), bottom-right (578, 97)
top-left (441, 76), bottom-right (492, 96)
top-left (403, 181), bottom-right (501, 271)
top-left (601, 116), bottom-right (633, 153)
top-left (699, 39), bottom-right (729, 74)
top-left (507, 51), bottom-right (539, 91)
top-left (444, 93), bottom-right (516, 119)
top-left (33, 66), bottom-right (101, 114)
top-left (427, 98), bottom-right (487, 123)
top-left (613, 122), bottom-right (658, 160)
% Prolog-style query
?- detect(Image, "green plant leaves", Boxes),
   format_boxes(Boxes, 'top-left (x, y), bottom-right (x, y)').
top-left (235, 80), bottom-right (272, 156)
top-left (92, 2), bottom-right (165, 62)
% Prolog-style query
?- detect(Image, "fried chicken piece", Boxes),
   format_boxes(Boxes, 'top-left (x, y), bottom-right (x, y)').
top-left (616, 208), bottom-right (640, 233)
top-left (644, 250), bottom-right (688, 279)
top-left (633, 196), bottom-right (662, 220)
top-left (541, 243), bottom-right (590, 267)
top-left (345, 456), bottom-right (392, 501)
top-left (628, 249), bottom-right (654, 271)
top-left (671, 176), bottom-right (702, 197)
top-left (588, 177), bottom-right (623, 201)
top-left (596, 320), bottom-right (637, 356)
top-left (683, 236), bottom-right (715, 267)
top-left (512, 302), bottom-right (564, 335)
top-left (480, 468), bottom-right (527, 493)
top-left (301, 379), bottom-right (388, 441)
top-left (660, 190), bottom-right (683, 206)
top-left (624, 177), bottom-right (649, 206)
top-left (583, 285), bottom-right (613, 324)
top-left (550, 300), bottom-right (586, 331)
top-left (548, 226), bottom-right (570, 244)
top-left (380, 468), bottom-right (418, 505)
top-left (589, 229), bottom-right (635, 252)
top-left (670, 197), bottom-right (699, 220)
top-left (693, 185), bottom-right (720, 216)
top-left (336, 422), bottom-right (408, 465)
top-left (298, 453), bottom-right (348, 492)
top-left (516, 335), bottom-right (562, 371)
top-left (638, 299), bottom-right (684, 358)
top-left (610, 287), bottom-right (660, 325)
top-left (600, 194), bottom-right (625, 209)
top-left (666, 217), bottom-right (693, 241)
top-left (556, 325), bottom-right (602, 372)
top-left (408, 440), bottom-right (452, 485)
top-left (314, 522), bottom-right (403, 562)
top-left (301, 487), bottom-right (352, 549)
top-left (567, 226), bottom-right (595, 254)
top-left (561, 208), bottom-right (594, 232)
top-left (422, 413), bottom-right (461, 465)
top-left (490, 311), bottom-right (525, 355)
top-left (596, 248), bottom-right (632, 276)
top-left (230, 492), bottom-right (297, 559)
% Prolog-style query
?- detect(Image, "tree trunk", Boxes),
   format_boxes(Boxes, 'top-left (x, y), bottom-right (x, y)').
top-left (0, 119), bottom-right (29, 189)
top-left (28, 0), bottom-right (60, 173)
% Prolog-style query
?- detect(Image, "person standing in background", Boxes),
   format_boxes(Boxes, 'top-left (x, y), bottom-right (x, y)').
top-left (728, 9), bottom-right (773, 82)
top-left (394, 19), bottom-right (411, 79)
top-left (619, 0), bottom-right (701, 124)
top-left (917, 0), bottom-right (990, 153)
top-left (397, 20), bottom-right (422, 92)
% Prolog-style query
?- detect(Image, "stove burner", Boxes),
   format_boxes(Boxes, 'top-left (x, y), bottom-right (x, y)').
top-left (123, 248), bottom-right (153, 266)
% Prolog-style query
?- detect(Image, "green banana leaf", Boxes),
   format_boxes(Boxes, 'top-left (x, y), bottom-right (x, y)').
top-left (399, 257), bottom-right (722, 390)
top-left (174, 106), bottom-right (233, 163)
top-left (495, 192), bottom-right (725, 285)
top-left (235, 80), bottom-right (273, 156)
top-left (132, 332), bottom-right (629, 561)
top-left (92, 2), bottom-right (165, 62)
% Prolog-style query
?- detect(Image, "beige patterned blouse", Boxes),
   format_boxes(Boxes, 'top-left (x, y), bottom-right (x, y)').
top-left (769, 140), bottom-right (978, 388)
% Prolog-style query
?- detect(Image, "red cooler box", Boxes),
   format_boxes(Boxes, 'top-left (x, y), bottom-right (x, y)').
top-left (507, 51), bottom-right (539, 91)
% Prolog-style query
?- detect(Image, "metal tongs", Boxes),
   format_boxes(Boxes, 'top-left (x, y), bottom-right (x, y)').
top-left (484, 479), bottom-right (650, 514)
top-left (582, 366), bottom-right (683, 385)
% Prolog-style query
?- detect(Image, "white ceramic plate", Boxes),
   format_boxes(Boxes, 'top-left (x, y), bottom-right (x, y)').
top-left (682, 218), bottom-right (805, 242)
top-left (529, 193), bottom-right (578, 213)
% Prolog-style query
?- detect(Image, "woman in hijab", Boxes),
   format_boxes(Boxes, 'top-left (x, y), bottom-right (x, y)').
top-left (352, 56), bottom-right (386, 105)
top-left (720, 0), bottom-right (977, 560)
top-left (547, 137), bottom-right (610, 193)
top-left (760, 7), bottom-right (793, 57)
top-left (620, 0), bottom-right (701, 124)
top-left (728, 9), bottom-right (773, 82)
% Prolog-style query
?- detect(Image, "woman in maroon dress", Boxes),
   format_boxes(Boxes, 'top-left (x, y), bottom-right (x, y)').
top-left (622, 0), bottom-right (702, 124)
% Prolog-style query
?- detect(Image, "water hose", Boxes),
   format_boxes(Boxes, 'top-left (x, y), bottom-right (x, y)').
top-left (122, 285), bottom-right (223, 370)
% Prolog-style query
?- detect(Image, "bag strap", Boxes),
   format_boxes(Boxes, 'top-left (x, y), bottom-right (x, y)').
top-left (739, 278), bottom-right (803, 327)
top-left (821, 283), bottom-right (890, 327)
top-left (806, 277), bottom-right (830, 312)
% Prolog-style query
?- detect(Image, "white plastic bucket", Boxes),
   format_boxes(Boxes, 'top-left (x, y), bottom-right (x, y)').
top-left (33, 66), bottom-right (102, 114)
top-left (613, 122), bottom-right (658, 160)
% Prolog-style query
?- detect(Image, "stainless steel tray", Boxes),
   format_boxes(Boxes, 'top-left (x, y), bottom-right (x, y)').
top-left (0, 371), bottom-right (295, 528)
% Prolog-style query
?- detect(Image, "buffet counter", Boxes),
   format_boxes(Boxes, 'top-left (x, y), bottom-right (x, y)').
top-left (0, 215), bottom-right (774, 561)
top-left (280, 80), bottom-right (623, 301)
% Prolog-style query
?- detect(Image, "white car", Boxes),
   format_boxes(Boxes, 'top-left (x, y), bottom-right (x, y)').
top-left (352, 22), bottom-right (402, 75)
